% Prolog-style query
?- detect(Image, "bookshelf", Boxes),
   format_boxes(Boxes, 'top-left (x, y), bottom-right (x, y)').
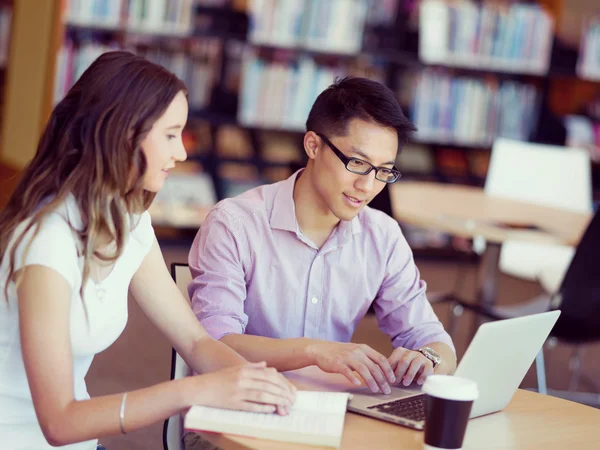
top-left (2, 0), bottom-right (599, 255)
top-left (0, 2), bottom-right (10, 68)
top-left (0, 0), bottom-right (11, 152)
top-left (419, 0), bottom-right (554, 75)
top-left (183, 0), bottom-right (600, 253)
top-left (0, 0), bottom-right (11, 210)
top-left (576, 15), bottom-right (600, 81)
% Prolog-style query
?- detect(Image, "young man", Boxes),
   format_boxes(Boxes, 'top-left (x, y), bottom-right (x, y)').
top-left (188, 77), bottom-right (456, 396)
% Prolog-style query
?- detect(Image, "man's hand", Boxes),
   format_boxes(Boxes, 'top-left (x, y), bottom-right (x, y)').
top-left (388, 347), bottom-right (434, 386)
top-left (306, 342), bottom-right (396, 394)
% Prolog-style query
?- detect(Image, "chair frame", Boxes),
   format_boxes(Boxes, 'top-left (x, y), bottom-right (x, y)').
top-left (162, 263), bottom-right (193, 450)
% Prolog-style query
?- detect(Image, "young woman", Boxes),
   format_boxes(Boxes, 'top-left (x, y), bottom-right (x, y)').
top-left (0, 51), bottom-right (295, 450)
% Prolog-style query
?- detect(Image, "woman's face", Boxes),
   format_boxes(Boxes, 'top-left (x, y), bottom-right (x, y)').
top-left (141, 91), bottom-right (188, 192)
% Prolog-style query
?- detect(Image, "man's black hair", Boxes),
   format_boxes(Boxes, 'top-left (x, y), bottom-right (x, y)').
top-left (305, 76), bottom-right (417, 150)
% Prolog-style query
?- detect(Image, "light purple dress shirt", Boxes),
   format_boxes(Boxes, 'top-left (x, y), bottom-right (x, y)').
top-left (188, 171), bottom-right (455, 353)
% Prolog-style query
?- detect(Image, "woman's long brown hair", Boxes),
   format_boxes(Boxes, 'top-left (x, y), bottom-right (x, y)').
top-left (0, 51), bottom-right (187, 302)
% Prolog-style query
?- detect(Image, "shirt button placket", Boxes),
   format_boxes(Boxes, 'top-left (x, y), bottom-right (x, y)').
top-left (305, 254), bottom-right (323, 339)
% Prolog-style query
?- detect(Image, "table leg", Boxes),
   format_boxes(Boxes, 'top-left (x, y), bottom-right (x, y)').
top-left (472, 242), bottom-right (501, 338)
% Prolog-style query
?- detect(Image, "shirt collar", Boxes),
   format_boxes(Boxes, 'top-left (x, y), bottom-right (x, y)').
top-left (270, 170), bottom-right (302, 233)
top-left (47, 193), bottom-right (84, 232)
top-left (269, 169), bottom-right (363, 238)
top-left (55, 193), bottom-right (137, 236)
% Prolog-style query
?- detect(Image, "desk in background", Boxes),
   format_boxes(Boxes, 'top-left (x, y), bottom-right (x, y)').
top-left (388, 181), bottom-right (589, 247)
top-left (388, 181), bottom-right (591, 333)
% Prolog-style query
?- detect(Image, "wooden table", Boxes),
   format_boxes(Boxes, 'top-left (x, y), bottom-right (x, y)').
top-left (388, 181), bottom-right (592, 335)
top-left (388, 181), bottom-right (590, 247)
top-left (195, 366), bottom-right (600, 450)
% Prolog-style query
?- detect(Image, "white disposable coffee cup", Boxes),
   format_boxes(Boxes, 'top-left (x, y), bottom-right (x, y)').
top-left (422, 375), bottom-right (479, 450)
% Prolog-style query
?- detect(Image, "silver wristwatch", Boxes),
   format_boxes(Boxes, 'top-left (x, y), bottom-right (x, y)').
top-left (418, 346), bottom-right (441, 369)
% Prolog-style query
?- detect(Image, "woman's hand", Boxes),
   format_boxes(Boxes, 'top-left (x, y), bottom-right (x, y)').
top-left (185, 362), bottom-right (297, 415)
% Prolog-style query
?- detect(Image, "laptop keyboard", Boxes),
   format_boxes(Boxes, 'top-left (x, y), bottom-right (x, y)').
top-left (367, 394), bottom-right (426, 422)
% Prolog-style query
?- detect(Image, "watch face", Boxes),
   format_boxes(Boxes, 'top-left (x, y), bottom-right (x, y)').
top-left (421, 347), bottom-right (441, 365)
top-left (429, 348), bottom-right (440, 359)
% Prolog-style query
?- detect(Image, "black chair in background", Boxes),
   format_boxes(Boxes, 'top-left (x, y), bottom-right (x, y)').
top-left (448, 209), bottom-right (600, 405)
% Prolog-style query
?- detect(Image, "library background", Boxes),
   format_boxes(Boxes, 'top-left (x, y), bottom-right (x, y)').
top-left (1, 1), bottom-right (600, 449)
top-left (1, 0), bottom-right (599, 253)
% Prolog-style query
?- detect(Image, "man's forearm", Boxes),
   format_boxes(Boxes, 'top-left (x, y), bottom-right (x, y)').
top-left (426, 342), bottom-right (457, 375)
top-left (220, 334), bottom-right (320, 371)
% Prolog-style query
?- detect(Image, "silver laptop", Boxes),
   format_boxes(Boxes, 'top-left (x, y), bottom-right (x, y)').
top-left (347, 310), bottom-right (561, 430)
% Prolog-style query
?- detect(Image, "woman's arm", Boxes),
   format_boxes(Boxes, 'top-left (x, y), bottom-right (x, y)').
top-left (18, 265), bottom-right (189, 445)
top-left (128, 238), bottom-right (296, 408)
top-left (18, 263), bottom-right (294, 446)
top-left (129, 238), bottom-right (267, 373)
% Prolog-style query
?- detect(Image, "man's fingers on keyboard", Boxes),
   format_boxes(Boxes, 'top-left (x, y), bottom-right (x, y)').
top-left (338, 364), bottom-right (362, 386)
top-left (403, 358), bottom-right (426, 386)
top-left (350, 361), bottom-right (379, 393)
top-left (393, 355), bottom-right (413, 382)
top-left (366, 347), bottom-right (396, 384)
top-left (361, 357), bottom-right (391, 394)
top-left (417, 365), bottom-right (434, 385)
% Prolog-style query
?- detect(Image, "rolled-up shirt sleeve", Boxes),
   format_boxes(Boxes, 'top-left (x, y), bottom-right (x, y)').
top-left (188, 207), bottom-right (249, 340)
top-left (374, 223), bottom-right (455, 355)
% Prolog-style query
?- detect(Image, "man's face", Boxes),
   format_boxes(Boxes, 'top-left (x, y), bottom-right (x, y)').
top-left (309, 118), bottom-right (398, 222)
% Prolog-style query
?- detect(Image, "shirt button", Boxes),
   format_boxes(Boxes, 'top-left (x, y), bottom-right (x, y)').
top-left (311, 296), bottom-right (319, 304)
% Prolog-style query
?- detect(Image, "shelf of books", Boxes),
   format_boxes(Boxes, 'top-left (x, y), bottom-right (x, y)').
top-left (577, 15), bottom-right (600, 82)
top-left (402, 68), bottom-right (541, 145)
top-left (44, 0), bottom-right (600, 254)
top-left (419, 0), bottom-right (554, 75)
top-left (0, 0), bottom-right (11, 163)
top-left (0, 3), bottom-right (10, 69)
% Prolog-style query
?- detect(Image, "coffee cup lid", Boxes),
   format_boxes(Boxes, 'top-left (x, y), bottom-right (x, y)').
top-left (422, 375), bottom-right (479, 401)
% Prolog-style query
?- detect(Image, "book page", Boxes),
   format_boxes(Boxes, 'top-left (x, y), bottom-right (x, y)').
top-left (184, 391), bottom-right (350, 438)
top-left (291, 391), bottom-right (350, 414)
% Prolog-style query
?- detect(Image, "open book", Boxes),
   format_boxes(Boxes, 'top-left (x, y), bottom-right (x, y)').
top-left (184, 391), bottom-right (351, 448)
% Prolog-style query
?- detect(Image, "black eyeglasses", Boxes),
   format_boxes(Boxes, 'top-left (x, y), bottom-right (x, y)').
top-left (316, 133), bottom-right (402, 183)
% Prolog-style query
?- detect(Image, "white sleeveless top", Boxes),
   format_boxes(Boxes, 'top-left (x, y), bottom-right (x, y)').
top-left (0, 195), bottom-right (155, 449)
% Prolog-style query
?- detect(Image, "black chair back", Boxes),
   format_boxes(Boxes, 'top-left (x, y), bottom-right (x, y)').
top-left (551, 209), bottom-right (600, 343)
